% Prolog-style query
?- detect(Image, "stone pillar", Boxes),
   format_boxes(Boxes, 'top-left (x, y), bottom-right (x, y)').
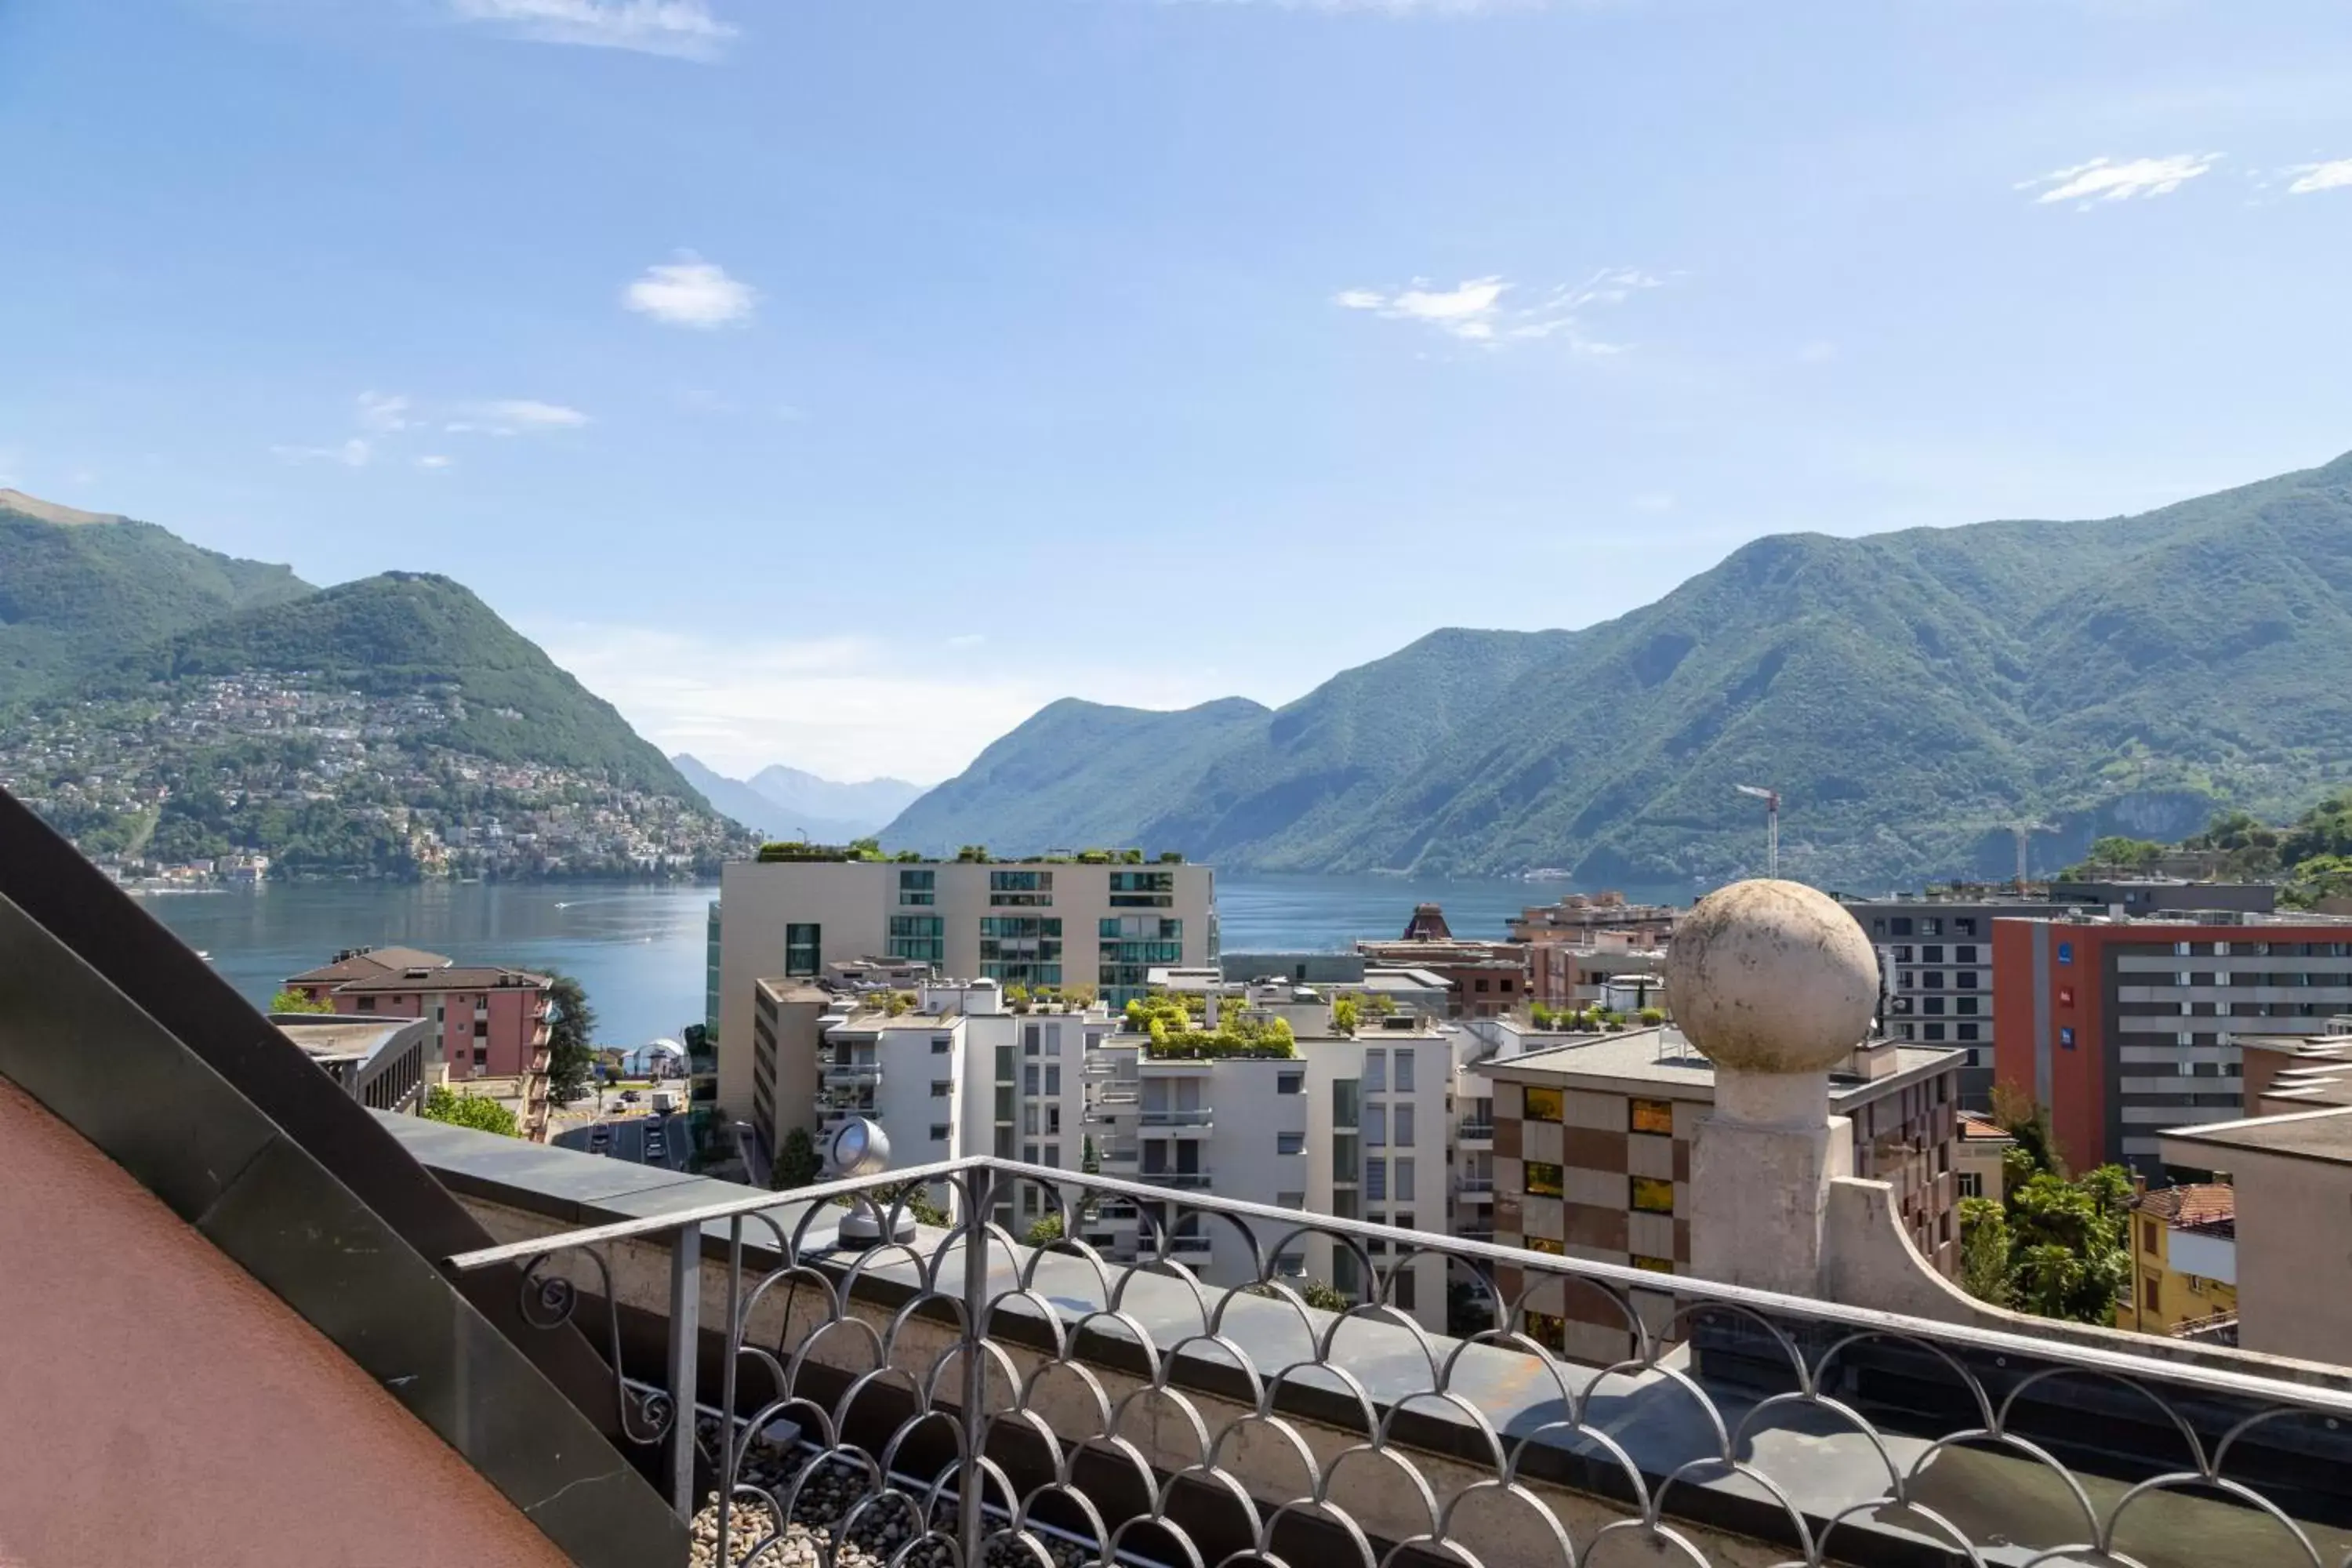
top-left (1664, 879), bottom-right (1880, 1300)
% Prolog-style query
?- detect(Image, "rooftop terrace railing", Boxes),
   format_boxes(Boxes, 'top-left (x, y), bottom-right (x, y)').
top-left (444, 1156), bottom-right (2352, 1568)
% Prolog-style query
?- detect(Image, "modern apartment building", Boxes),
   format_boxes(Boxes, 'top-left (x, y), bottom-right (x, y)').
top-left (1472, 1029), bottom-right (1962, 1363)
top-left (1083, 981), bottom-right (1457, 1332)
top-left (1991, 913), bottom-right (2352, 1174)
top-left (716, 857), bottom-right (1214, 1127)
top-left (749, 975), bottom-right (1106, 1225)
top-left (285, 946), bottom-right (555, 1139)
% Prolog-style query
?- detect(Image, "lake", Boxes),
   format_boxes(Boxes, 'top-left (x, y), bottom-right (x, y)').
top-left (143, 870), bottom-right (1687, 1049)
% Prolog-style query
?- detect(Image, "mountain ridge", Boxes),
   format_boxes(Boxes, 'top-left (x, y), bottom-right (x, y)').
top-left (882, 449), bottom-right (2352, 886)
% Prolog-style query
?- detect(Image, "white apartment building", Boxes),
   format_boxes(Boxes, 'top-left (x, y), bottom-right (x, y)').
top-left (1082, 981), bottom-right (1457, 1333)
top-left (717, 856), bottom-right (1216, 1127)
top-left (753, 975), bottom-right (1106, 1223)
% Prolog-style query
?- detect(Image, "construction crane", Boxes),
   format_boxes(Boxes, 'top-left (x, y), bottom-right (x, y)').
top-left (1735, 783), bottom-right (1780, 879)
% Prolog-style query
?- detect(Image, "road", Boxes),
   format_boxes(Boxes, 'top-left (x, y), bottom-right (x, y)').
top-left (552, 1108), bottom-right (686, 1171)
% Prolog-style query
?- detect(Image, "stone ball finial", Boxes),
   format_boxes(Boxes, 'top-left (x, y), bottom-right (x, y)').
top-left (1665, 879), bottom-right (1877, 1074)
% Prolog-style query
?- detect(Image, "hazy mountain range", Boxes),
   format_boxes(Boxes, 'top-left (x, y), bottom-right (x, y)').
top-left (670, 755), bottom-right (926, 842)
top-left (882, 449), bottom-right (2352, 888)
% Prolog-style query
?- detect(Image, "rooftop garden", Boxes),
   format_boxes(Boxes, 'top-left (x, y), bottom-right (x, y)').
top-left (1120, 994), bottom-right (1298, 1059)
top-left (1528, 1001), bottom-right (1664, 1031)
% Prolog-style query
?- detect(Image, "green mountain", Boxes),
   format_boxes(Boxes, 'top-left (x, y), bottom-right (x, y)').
top-left (0, 488), bottom-right (312, 703)
top-left (884, 450), bottom-right (2352, 887)
top-left (84, 572), bottom-right (702, 800)
top-left (884, 696), bottom-right (1272, 855)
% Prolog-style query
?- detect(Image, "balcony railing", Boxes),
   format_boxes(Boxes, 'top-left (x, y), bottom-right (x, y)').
top-left (1138, 1107), bottom-right (1215, 1127)
top-left (1138, 1167), bottom-right (1214, 1189)
top-left (1456, 1174), bottom-right (1495, 1194)
top-left (1457, 1120), bottom-right (1496, 1143)
top-left (443, 1156), bottom-right (2352, 1568)
top-left (821, 1062), bottom-right (882, 1085)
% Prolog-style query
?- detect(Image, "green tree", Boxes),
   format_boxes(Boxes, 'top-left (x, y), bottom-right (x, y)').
top-left (269, 986), bottom-right (335, 1014)
top-left (1530, 1001), bottom-right (1555, 1029)
top-left (1025, 1212), bottom-right (1065, 1247)
top-left (2067, 836), bottom-right (2165, 876)
top-left (422, 1084), bottom-right (519, 1137)
top-left (1957, 1196), bottom-right (2013, 1307)
top-left (544, 971), bottom-right (597, 1104)
top-left (771, 1126), bottom-right (822, 1190)
top-left (1330, 995), bottom-right (1362, 1036)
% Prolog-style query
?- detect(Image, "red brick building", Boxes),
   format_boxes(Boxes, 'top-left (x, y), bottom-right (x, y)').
top-left (285, 946), bottom-right (554, 1138)
top-left (1991, 916), bottom-right (2352, 1174)
top-left (1357, 906), bottom-right (1530, 1018)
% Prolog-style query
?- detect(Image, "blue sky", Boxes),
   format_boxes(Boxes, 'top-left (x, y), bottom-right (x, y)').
top-left (5, 0), bottom-right (2351, 784)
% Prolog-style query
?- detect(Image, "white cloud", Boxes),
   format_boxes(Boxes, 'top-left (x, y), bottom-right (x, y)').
top-left (271, 437), bottom-right (373, 468)
top-left (624, 254), bottom-right (758, 328)
top-left (2016, 153), bottom-right (2221, 206)
top-left (444, 399), bottom-right (591, 435)
top-left (416, 454), bottom-right (455, 470)
top-left (448, 0), bottom-right (735, 60)
top-left (357, 391), bottom-right (410, 433)
top-left (1334, 267), bottom-right (1666, 351)
top-left (2286, 158), bottom-right (2352, 195)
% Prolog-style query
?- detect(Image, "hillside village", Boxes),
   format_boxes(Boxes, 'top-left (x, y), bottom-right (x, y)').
top-left (1, 674), bottom-right (746, 885)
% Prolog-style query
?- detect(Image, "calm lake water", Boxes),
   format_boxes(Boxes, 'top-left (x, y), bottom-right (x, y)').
top-left (143, 870), bottom-right (1688, 1049)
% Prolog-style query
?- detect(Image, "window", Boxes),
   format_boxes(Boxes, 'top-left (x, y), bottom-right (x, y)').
top-left (1394, 1210), bottom-right (1415, 1232)
top-left (2143, 1219), bottom-right (2160, 1254)
top-left (1922, 971), bottom-right (1944, 989)
top-left (1631, 1176), bottom-right (1674, 1214)
top-left (1922, 996), bottom-right (1945, 1015)
top-left (1276, 1131), bottom-right (1305, 1156)
top-left (1364, 1105), bottom-right (1388, 1146)
top-left (1023, 1105), bottom-right (1040, 1134)
top-left (1044, 1143), bottom-right (1060, 1168)
top-left (1955, 917), bottom-right (1977, 936)
top-left (1955, 971), bottom-right (1979, 989)
top-left (1890, 917), bottom-right (1914, 936)
top-left (1389, 1268), bottom-right (1417, 1312)
top-left (1523, 1085), bottom-right (1563, 1122)
top-left (1393, 1048), bottom-right (1415, 1092)
top-left (1395, 1105), bottom-right (1416, 1147)
top-left (1921, 918), bottom-right (1942, 936)
top-left (1956, 996), bottom-right (1979, 1016)
top-left (1922, 946), bottom-right (1944, 964)
top-left (2143, 1276), bottom-right (2160, 1312)
top-left (887, 914), bottom-right (944, 964)
top-left (1025, 1025), bottom-right (1041, 1055)
top-left (786, 923), bottom-right (821, 977)
top-left (1957, 1172), bottom-right (1983, 1199)
top-left (930, 1123), bottom-right (951, 1142)
top-left (1924, 1023), bottom-right (1946, 1042)
top-left (1631, 1255), bottom-right (1675, 1275)
top-left (1045, 1065), bottom-right (1061, 1094)
top-left (357, 995), bottom-right (376, 1012)
top-left (1630, 1097), bottom-right (1673, 1135)
top-left (1957, 1023), bottom-right (1980, 1042)
top-left (1024, 1064), bottom-right (1040, 1094)
top-left (988, 869), bottom-right (1054, 906)
top-left (931, 1080), bottom-right (952, 1098)
top-left (1277, 1194), bottom-right (1305, 1213)
top-left (1396, 1156), bottom-right (1414, 1193)
top-left (1893, 946), bottom-right (1914, 964)
top-left (1363, 1051), bottom-right (1386, 1092)
top-left (1366, 1159), bottom-right (1388, 1200)
top-left (1276, 1070), bottom-right (1304, 1095)
top-left (1526, 1160), bottom-right (1564, 1198)
top-left (899, 869), bottom-right (936, 905)
top-left (1955, 946), bottom-right (1978, 964)
top-left (1871, 919), bottom-right (1887, 936)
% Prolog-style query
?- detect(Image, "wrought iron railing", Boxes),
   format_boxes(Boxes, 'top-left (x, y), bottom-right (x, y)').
top-left (443, 1156), bottom-right (2352, 1568)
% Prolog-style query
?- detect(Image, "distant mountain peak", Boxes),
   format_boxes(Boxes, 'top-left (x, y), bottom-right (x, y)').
top-left (0, 488), bottom-right (124, 526)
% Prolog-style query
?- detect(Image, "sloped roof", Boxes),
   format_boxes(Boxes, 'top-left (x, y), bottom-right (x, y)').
top-left (2133, 1182), bottom-right (2237, 1228)
top-left (284, 946), bottom-right (452, 985)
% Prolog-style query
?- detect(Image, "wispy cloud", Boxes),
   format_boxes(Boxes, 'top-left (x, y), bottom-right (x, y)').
top-left (2285, 158), bottom-right (2352, 195)
top-left (448, 0), bottom-right (735, 60)
top-left (357, 391), bottom-right (411, 433)
top-left (1332, 267), bottom-right (1666, 351)
top-left (625, 254), bottom-right (758, 328)
top-left (2016, 153), bottom-right (2221, 207)
top-left (416, 454), bottom-right (455, 470)
top-left (446, 399), bottom-right (590, 434)
top-left (271, 437), bottom-right (374, 468)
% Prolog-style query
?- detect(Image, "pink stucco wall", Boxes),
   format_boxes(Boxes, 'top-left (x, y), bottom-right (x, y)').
top-left (0, 1078), bottom-right (572, 1568)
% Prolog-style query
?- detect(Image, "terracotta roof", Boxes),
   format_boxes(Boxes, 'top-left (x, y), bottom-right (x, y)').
top-left (333, 965), bottom-right (550, 994)
top-left (283, 946), bottom-right (451, 985)
top-left (1958, 1112), bottom-right (2014, 1142)
top-left (2132, 1182), bottom-right (2236, 1228)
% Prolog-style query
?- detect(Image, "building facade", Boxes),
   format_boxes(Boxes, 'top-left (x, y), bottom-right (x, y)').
top-left (1083, 982), bottom-right (1456, 1332)
top-left (2114, 1183), bottom-right (2238, 1339)
top-left (1356, 924), bottom-right (1529, 1018)
top-left (2161, 1106), bottom-right (2352, 1365)
top-left (1511, 895), bottom-right (1678, 1011)
top-left (285, 946), bottom-right (554, 1139)
top-left (1991, 914), bottom-right (2352, 1174)
top-left (716, 858), bottom-right (1214, 1127)
top-left (1474, 1030), bottom-right (1962, 1363)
